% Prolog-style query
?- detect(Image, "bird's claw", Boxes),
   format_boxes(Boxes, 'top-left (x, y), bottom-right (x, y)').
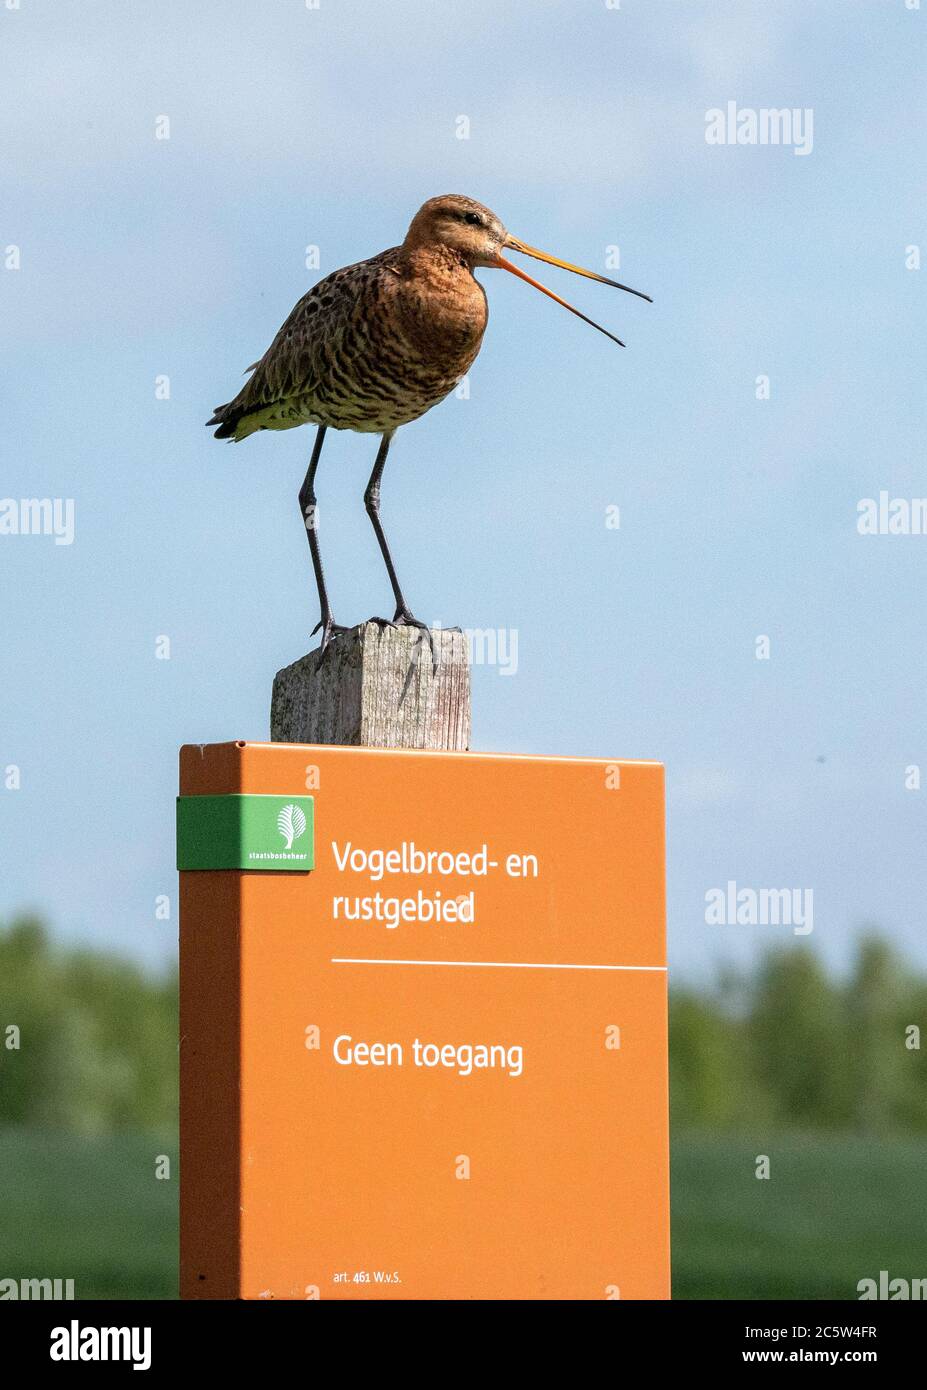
top-left (311, 617), bottom-right (350, 657)
top-left (367, 610), bottom-right (438, 673)
top-left (395, 610), bottom-right (438, 673)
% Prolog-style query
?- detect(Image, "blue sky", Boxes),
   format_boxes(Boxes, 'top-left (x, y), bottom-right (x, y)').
top-left (1, 0), bottom-right (925, 978)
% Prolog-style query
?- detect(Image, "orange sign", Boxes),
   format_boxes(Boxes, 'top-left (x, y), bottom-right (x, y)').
top-left (179, 741), bottom-right (669, 1300)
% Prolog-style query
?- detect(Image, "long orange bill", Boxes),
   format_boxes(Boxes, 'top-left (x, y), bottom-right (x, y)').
top-left (494, 255), bottom-right (627, 347)
top-left (505, 236), bottom-right (653, 303)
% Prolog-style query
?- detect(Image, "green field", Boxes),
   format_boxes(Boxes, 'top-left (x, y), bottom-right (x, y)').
top-left (0, 1128), bottom-right (178, 1300)
top-left (671, 1130), bottom-right (927, 1299)
top-left (1, 1126), bottom-right (923, 1300)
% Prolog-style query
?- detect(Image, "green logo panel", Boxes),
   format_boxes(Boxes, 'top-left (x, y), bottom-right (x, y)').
top-left (177, 794), bottom-right (314, 872)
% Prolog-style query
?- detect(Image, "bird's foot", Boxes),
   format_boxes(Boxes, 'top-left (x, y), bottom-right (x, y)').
top-left (367, 610), bottom-right (438, 672)
top-left (394, 609), bottom-right (438, 672)
top-left (311, 616), bottom-right (350, 657)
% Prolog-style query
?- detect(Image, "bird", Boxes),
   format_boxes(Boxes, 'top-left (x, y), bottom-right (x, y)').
top-left (207, 194), bottom-right (651, 655)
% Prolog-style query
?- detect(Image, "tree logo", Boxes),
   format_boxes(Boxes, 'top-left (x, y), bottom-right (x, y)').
top-left (277, 803), bottom-right (307, 850)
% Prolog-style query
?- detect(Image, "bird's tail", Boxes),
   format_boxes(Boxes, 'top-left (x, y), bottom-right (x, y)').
top-left (204, 401), bottom-right (237, 439)
top-left (207, 360), bottom-right (263, 439)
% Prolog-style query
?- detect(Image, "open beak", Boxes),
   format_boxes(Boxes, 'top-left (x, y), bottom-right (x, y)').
top-left (495, 235), bottom-right (652, 348)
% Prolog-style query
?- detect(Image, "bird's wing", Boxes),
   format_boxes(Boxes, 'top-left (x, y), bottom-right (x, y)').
top-left (231, 285), bottom-right (330, 414)
top-left (230, 253), bottom-right (395, 418)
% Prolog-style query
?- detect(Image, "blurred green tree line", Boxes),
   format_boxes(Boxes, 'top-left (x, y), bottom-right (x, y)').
top-left (672, 936), bottom-right (927, 1133)
top-left (0, 916), bottom-right (924, 1135)
top-left (0, 917), bottom-right (177, 1134)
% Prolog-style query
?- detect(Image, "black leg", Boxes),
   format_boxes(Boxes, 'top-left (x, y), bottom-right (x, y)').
top-left (298, 425), bottom-right (346, 653)
top-left (363, 433), bottom-right (409, 619)
top-left (364, 432), bottom-right (435, 666)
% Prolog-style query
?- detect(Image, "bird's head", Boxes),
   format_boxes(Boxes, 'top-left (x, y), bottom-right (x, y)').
top-left (405, 194), bottom-right (653, 347)
top-left (405, 195), bottom-right (507, 266)
top-left (404, 194), bottom-right (651, 347)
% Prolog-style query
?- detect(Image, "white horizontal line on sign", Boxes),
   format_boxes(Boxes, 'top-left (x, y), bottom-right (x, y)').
top-left (331, 958), bottom-right (667, 972)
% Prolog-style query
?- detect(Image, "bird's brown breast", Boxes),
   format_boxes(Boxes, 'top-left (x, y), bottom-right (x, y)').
top-left (304, 245), bottom-right (487, 432)
top-left (389, 245), bottom-right (488, 369)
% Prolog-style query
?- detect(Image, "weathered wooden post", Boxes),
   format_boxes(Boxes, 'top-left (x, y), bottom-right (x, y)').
top-left (179, 627), bottom-right (669, 1300)
top-left (270, 623), bottom-right (470, 750)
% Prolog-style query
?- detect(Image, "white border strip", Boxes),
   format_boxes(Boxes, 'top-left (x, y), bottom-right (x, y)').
top-left (332, 958), bottom-right (666, 972)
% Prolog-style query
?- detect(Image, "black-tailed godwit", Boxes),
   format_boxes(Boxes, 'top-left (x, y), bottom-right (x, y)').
top-left (207, 195), bottom-right (650, 652)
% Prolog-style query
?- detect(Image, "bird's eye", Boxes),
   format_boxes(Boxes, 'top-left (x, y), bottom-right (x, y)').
top-left (463, 212), bottom-right (482, 226)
